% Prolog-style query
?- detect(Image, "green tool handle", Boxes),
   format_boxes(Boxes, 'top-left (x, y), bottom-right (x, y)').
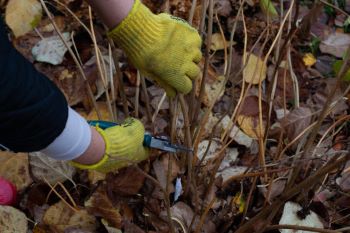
top-left (88, 120), bottom-right (152, 148)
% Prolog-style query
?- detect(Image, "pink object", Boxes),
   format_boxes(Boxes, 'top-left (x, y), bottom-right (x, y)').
top-left (0, 177), bottom-right (17, 205)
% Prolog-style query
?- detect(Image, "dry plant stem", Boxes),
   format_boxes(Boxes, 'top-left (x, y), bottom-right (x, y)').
top-left (215, 12), bottom-right (228, 74)
top-left (133, 166), bottom-right (176, 233)
top-left (107, 39), bottom-right (130, 117)
top-left (44, 178), bottom-right (78, 212)
top-left (89, 8), bottom-right (115, 120)
top-left (140, 76), bottom-right (152, 122)
top-left (319, 0), bottom-right (350, 17)
top-left (152, 93), bottom-right (166, 123)
top-left (165, 155), bottom-right (176, 233)
top-left (188, 0), bottom-right (198, 24)
top-left (223, 166), bottom-right (292, 187)
top-left (241, 176), bottom-right (258, 225)
top-left (108, 45), bottom-right (118, 120)
top-left (288, 46), bottom-right (350, 188)
top-left (179, 94), bottom-right (194, 196)
top-left (191, 0), bottom-right (214, 133)
top-left (312, 115), bottom-right (350, 157)
top-left (266, 225), bottom-right (341, 233)
top-left (135, 71), bottom-right (141, 118)
top-left (189, 0), bottom-right (207, 122)
top-left (193, 197), bottom-right (216, 233)
top-left (40, 0), bottom-right (101, 119)
top-left (235, 154), bottom-right (349, 233)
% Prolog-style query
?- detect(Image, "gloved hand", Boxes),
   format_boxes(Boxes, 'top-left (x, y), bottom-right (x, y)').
top-left (108, 0), bottom-right (202, 97)
top-left (70, 118), bottom-right (148, 173)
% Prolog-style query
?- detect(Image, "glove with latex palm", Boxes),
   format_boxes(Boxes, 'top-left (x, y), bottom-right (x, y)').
top-left (108, 0), bottom-right (202, 97)
top-left (70, 118), bottom-right (148, 173)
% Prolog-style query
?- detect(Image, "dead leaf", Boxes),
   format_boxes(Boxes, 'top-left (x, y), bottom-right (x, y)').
top-left (243, 54), bottom-right (267, 84)
top-left (279, 202), bottom-right (324, 233)
top-left (215, 0), bottom-right (232, 17)
top-left (221, 115), bottom-right (253, 147)
top-left (43, 201), bottom-right (96, 233)
top-left (85, 186), bottom-right (122, 229)
top-left (237, 115), bottom-right (265, 139)
top-left (29, 152), bottom-right (76, 185)
top-left (259, 179), bottom-right (287, 202)
top-left (153, 155), bottom-right (180, 191)
top-left (0, 206), bottom-right (28, 233)
top-left (32, 32), bottom-right (72, 65)
top-left (280, 107), bottom-right (313, 142)
top-left (106, 166), bottom-right (146, 196)
top-left (0, 151), bottom-right (32, 191)
top-left (5, 0), bottom-right (42, 37)
top-left (320, 32), bottom-right (350, 58)
top-left (87, 170), bottom-right (106, 184)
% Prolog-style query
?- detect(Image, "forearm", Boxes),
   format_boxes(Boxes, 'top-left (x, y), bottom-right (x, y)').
top-left (85, 0), bottom-right (134, 29)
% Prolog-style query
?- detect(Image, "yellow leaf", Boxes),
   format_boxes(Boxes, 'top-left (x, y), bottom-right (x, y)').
top-left (243, 54), bottom-right (267, 84)
top-left (237, 115), bottom-right (265, 139)
top-left (210, 33), bottom-right (229, 51)
top-left (233, 192), bottom-right (246, 213)
top-left (5, 0), bottom-right (42, 37)
top-left (303, 53), bottom-right (316, 67)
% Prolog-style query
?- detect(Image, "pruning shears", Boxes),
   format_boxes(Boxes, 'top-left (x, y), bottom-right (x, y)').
top-left (88, 120), bottom-right (193, 153)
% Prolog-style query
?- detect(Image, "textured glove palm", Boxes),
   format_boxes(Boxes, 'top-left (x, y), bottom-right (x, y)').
top-left (108, 0), bottom-right (202, 97)
top-left (70, 118), bottom-right (148, 173)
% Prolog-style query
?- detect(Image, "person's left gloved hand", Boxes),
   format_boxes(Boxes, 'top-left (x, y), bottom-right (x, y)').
top-left (70, 118), bottom-right (148, 173)
top-left (108, 0), bottom-right (202, 97)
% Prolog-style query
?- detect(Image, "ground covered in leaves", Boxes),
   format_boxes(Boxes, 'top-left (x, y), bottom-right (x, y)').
top-left (1, 0), bottom-right (350, 232)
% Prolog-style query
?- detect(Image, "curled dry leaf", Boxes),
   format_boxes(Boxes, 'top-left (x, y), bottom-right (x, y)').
top-left (0, 151), bottom-right (32, 191)
top-left (43, 201), bottom-right (96, 233)
top-left (5, 0), bottom-right (42, 37)
top-left (243, 54), bottom-right (267, 84)
top-left (237, 115), bottom-right (265, 139)
top-left (29, 152), bottom-right (76, 185)
top-left (32, 32), bottom-right (72, 65)
top-left (0, 206), bottom-right (28, 233)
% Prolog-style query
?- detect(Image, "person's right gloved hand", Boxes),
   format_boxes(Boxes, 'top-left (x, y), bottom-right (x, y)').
top-left (108, 0), bottom-right (202, 97)
top-left (70, 118), bottom-right (148, 173)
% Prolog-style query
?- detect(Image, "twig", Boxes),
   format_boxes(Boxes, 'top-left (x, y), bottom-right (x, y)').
top-left (193, 197), bottom-right (216, 233)
top-left (191, 0), bottom-right (214, 130)
top-left (152, 93), bottom-right (166, 123)
top-left (266, 224), bottom-right (341, 233)
top-left (135, 71), bottom-right (141, 118)
top-left (179, 95), bottom-right (194, 196)
top-left (235, 154), bottom-right (350, 233)
top-left (140, 75), bottom-right (152, 122)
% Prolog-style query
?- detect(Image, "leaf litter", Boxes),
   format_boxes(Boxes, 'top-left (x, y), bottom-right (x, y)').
top-left (1, 0), bottom-right (350, 232)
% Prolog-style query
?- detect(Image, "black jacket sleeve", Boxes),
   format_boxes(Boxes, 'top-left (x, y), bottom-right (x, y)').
top-left (0, 18), bottom-right (68, 152)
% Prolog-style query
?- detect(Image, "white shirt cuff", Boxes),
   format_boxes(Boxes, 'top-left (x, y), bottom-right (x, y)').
top-left (40, 107), bottom-right (91, 160)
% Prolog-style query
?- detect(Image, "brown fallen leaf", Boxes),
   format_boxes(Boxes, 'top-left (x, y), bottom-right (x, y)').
top-left (85, 186), bottom-right (122, 229)
top-left (0, 151), bottom-right (32, 191)
top-left (106, 166), bottom-right (146, 196)
top-left (280, 106), bottom-right (313, 142)
top-left (153, 155), bottom-right (180, 191)
top-left (320, 32), bottom-right (350, 58)
top-left (0, 206), bottom-right (28, 233)
top-left (43, 201), bottom-right (96, 233)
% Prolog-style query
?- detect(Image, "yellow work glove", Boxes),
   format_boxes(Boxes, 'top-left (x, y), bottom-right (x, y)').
top-left (108, 0), bottom-right (202, 97)
top-left (70, 118), bottom-right (148, 173)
